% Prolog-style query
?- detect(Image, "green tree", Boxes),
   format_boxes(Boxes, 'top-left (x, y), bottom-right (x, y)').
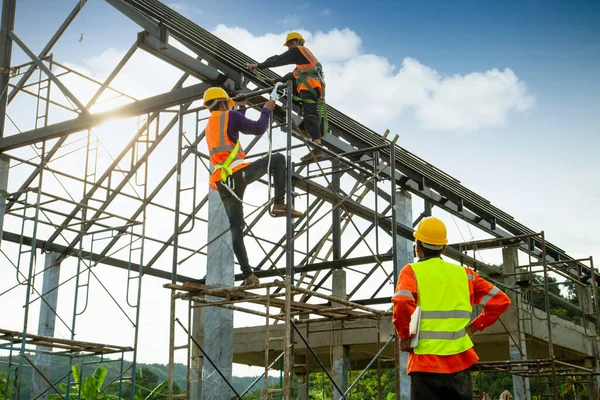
top-left (0, 371), bottom-right (15, 398)
top-left (49, 365), bottom-right (111, 400)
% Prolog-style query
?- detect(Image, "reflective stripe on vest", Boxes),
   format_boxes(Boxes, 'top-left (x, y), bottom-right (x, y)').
top-left (412, 257), bottom-right (474, 356)
top-left (206, 111), bottom-right (248, 189)
top-left (293, 46), bottom-right (323, 94)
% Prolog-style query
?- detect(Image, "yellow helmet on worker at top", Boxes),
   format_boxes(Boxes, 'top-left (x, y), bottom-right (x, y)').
top-left (284, 32), bottom-right (305, 46)
top-left (414, 216), bottom-right (448, 246)
top-left (203, 87), bottom-right (234, 110)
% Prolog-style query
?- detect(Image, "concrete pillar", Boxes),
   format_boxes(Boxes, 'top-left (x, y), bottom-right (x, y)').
top-left (201, 190), bottom-right (234, 400)
top-left (332, 269), bottom-right (349, 400)
top-left (502, 247), bottom-right (531, 400)
top-left (190, 299), bottom-right (205, 400)
top-left (395, 189), bottom-right (413, 400)
top-left (579, 286), bottom-right (600, 399)
top-left (31, 252), bottom-right (61, 400)
top-left (0, 154), bottom-right (9, 247)
top-left (296, 313), bottom-right (310, 400)
top-left (296, 374), bottom-right (308, 400)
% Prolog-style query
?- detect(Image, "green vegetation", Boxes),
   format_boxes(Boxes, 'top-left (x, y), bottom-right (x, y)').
top-left (0, 356), bottom-right (274, 399)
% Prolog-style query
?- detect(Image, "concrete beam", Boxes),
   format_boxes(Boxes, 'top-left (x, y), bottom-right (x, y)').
top-left (394, 189), bottom-right (413, 400)
top-left (502, 246), bottom-right (531, 400)
top-left (332, 269), bottom-right (349, 400)
top-left (201, 190), bottom-right (235, 400)
top-left (31, 252), bottom-right (61, 400)
top-left (0, 82), bottom-right (208, 151)
top-left (191, 299), bottom-right (205, 400)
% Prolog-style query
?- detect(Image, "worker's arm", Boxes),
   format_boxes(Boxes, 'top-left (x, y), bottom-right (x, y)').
top-left (228, 109), bottom-right (272, 137)
top-left (257, 48), bottom-right (306, 69)
top-left (392, 265), bottom-right (418, 341)
top-left (274, 72), bottom-right (295, 84)
top-left (469, 271), bottom-right (511, 332)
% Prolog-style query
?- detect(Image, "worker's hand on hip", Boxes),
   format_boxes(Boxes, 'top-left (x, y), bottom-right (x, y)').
top-left (466, 324), bottom-right (478, 337)
top-left (400, 338), bottom-right (413, 353)
top-left (247, 63), bottom-right (257, 73)
top-left (263, 100), bottom-right (276, 112)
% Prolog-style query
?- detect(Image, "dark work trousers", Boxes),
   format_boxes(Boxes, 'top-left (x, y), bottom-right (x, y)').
top-left (217, 153), bottom-right (285, 278)
top-left (410, 368), bottom-right (473, 400)
top-left (298, 89), bottom-right (324, 141)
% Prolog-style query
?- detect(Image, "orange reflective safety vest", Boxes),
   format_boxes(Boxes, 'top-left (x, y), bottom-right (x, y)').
top-left (206, 110), bottom-right (250, 190)
top-left (293, 46), bottom-right (323, 95)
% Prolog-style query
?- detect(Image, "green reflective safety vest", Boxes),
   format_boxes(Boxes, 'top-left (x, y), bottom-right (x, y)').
top-left (412, 257), bottom-right (474, 355)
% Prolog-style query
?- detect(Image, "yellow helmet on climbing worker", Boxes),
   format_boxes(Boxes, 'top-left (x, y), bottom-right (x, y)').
top-left (414, 216), bottom-right (448, 246)
top-left (203, 87), bottom-right (235, 110)
top-left (284, 31), bottom-right (305, 46)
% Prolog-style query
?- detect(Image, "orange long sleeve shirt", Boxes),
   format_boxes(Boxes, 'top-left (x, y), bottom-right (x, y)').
top-left (392, 259), bottom-right (511, 374)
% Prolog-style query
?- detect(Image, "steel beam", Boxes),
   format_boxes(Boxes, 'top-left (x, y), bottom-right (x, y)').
top-left (9, 31), bottom-right (90, 117)
top-left (6, 43), bottom-right (138, 213)
top-left (137, 32), bottom-right (229, 87)
top-left (0, 0), bottom-right (16, 138)
top-left (0, 82), bottom-right (208, 151)
top-left (7, 0), bottom-right (87, 105)
top-left (1, 231), bottom-right (194, 282)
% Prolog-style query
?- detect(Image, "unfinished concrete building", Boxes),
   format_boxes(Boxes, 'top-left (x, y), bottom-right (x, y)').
top-left (0, 1), bottom-right (598, 399)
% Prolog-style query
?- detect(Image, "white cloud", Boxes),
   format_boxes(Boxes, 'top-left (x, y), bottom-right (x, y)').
top-left (277, 14), bottom-right (301, 26)
top-left (166, 2), bottom-right (188, 13)
top-left (321, 8), bottom-right (333, 17)
top-left (211, 25), bottom-right (535, 131)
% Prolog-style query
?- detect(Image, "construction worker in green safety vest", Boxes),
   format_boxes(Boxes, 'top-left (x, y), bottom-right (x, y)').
top-left (247, 32), bottom-right (326, 163)
top-left (392, 216), bottom-right (511, 399)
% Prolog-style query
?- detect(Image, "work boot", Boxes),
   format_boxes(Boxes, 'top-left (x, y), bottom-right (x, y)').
top-left (242, 274), bottom-right (260, 286)
top-left (271, 203), bottom-right (303, 218)
top-left (300, 150), bottom-right (326, 163)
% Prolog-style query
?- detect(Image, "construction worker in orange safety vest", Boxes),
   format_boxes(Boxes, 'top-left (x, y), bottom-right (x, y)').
top-left (392, 216), bottom-right (511, 400)
top-left (247, 31), bottom-right (327, 163)
top-left (203, 87), bottom-right (302, 286)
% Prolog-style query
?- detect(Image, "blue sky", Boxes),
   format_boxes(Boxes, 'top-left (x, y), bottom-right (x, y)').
top-left (7, 0), bottom-right (599, 252)
top-left (3, 0), bottom-right (600, 369)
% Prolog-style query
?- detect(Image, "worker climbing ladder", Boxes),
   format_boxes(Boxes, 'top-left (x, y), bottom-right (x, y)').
top-left (162, 75), bottom-right (403, 400)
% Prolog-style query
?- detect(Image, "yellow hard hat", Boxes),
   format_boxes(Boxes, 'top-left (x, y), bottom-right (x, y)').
top-left (203, 87), bottom-right (234, 110)
top-left (284, 32), bottom-right (305, 46)
top-left (414, 216), bottom-right (448, 246)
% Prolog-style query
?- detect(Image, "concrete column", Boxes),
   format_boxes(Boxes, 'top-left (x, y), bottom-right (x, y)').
top-left (502, 247), bottom-right (531, 400)
top-left (201, 190), bottom-right (234, 400)
top-left (296, 374), bottom-right (308, 400)
top-left (0, 154), bottom-right (9, 247)
top-left (297, 313), bottom-right (310, 400)
top-left (190, 299), bottom-right (205, 400)
top-left (332, 269), bottom-right (349, 400)
top-left (579, 286), bottom-right (600, 399)
top-left (31, 252), bottom-right (61, 400)
top-left (395, 189), bottom-right (413, 400)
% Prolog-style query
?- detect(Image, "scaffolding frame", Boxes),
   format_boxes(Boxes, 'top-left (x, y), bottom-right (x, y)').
top-left (456, 234), bottom-right (599, 399)
top-left (0, 1), bottom-right (597, 400)
top-left (164, 79), bottom-right (401, 398)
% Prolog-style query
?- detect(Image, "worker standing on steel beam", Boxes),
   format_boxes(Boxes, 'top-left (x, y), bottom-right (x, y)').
top-left (392, 216), bottom-right (510, 400)
top-left (203, 87), bottom-right (302, 286)
top-left (247, 32), bottom-right (326, 163)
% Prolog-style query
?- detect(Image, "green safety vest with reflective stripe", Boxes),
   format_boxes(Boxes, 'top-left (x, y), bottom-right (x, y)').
top-left (412, 257), bottom-right (474, 355)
